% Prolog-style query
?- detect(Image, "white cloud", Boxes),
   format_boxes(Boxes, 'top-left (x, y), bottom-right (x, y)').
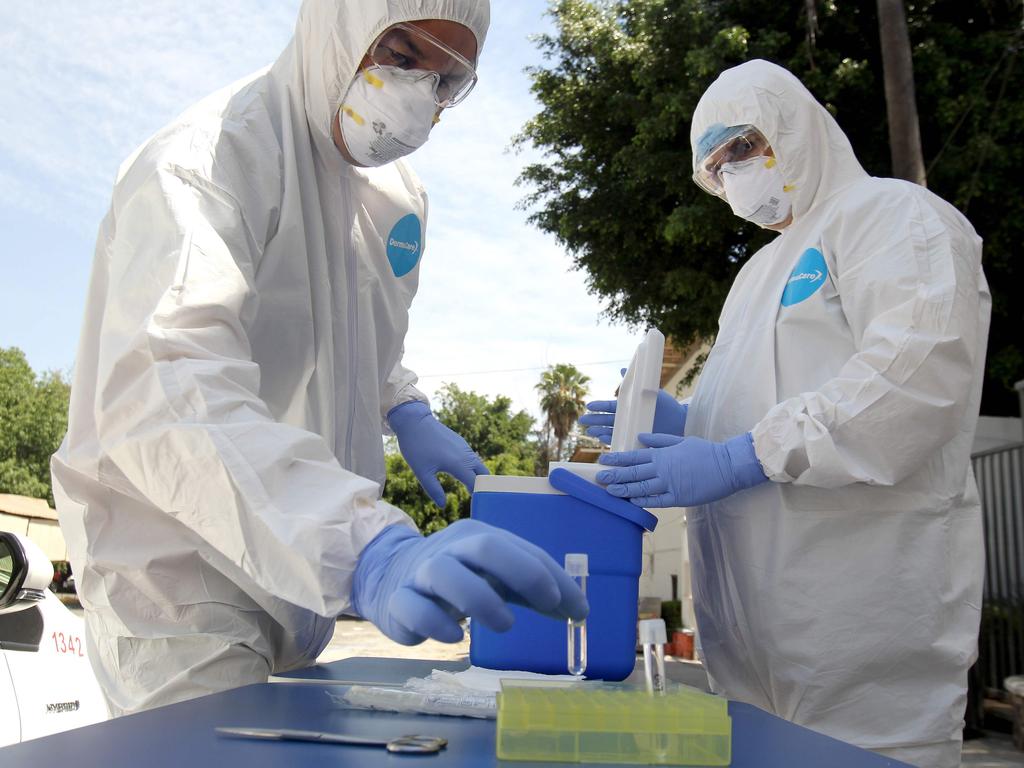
top-left (404, 217), bottom-right (645, 419)
top-left (0, 0), bottom-right (301, 230)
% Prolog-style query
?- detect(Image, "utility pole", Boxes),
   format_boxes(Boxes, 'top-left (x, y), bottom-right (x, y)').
top-left (877, 0), bottom-right (927, 186)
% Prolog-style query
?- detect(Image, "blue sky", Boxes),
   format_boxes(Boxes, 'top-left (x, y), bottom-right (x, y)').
top-left (0, 1), bottom-right (647, 421)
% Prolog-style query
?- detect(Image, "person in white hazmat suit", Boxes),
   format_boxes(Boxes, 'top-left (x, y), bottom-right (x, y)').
top-left (585, 60), bottom-right (990, 767)
top-left (50, 0), bottom-right (588, 717)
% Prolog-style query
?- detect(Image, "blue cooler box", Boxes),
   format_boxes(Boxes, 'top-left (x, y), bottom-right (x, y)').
top-left (470, 467), bottom-right (658, 681)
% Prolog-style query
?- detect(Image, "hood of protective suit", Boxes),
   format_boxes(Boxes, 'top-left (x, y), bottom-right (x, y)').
top-left (691, 59), bottom-right (867, 222)
top-left (288, 0), bottom-right (490, 150)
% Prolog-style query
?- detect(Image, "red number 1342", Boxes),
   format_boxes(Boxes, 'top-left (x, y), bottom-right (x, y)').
top-left (51, 631), bottom-right (84, 657)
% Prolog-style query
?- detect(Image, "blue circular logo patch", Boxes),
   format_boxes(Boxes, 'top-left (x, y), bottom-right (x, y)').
top-left (781, 247), bottom-right (828, 307)
top-left (386, 214), bottom-right (421, 277)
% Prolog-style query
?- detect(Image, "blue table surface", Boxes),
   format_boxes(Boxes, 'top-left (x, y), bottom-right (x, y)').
top-left (1, 657), bottom-right (911, 767)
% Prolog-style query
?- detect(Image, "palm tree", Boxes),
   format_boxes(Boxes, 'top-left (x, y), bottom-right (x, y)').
top-left (535, 364), bottom-right (591, 464)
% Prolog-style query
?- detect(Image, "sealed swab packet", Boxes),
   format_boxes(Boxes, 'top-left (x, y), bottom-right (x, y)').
top-left (331, 666), bottom-right (583, 719)
top-left (338, 685), bottom-right (498, 718)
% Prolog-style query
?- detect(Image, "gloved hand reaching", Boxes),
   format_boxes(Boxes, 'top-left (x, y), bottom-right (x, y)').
top-left (352, 520), bottom-right (590, 645)
top-left (388, 400), bottom-right (488, 507)
top-left (580, 389), bottom-right (689, 445)
top-left (596, 432), bottom-right (768, 507)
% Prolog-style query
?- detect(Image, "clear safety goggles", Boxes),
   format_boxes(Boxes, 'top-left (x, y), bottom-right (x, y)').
top-left (368, 22), bottom-right (478, 107)
top-left (692, 125), bottom-right (773, 197)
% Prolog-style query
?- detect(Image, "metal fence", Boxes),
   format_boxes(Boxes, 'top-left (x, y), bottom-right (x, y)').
top-left (971, 442), bottom-right (1024, 695)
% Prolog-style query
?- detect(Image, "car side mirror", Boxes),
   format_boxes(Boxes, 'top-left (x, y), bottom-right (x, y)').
top-left (0, 532), bottom-right (52, 614)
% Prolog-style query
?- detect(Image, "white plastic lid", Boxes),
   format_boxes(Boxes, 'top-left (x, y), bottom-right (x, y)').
top-left (564, 553), bottom-right (588, 577)
top-left (473, 474), bottom-right (564, 494)
top-left (638, 618), bottom-right (668, 645)
top-left (610, 329), bottom-right (666, 453)
top-left (547, 461), bottom-right (604, 485)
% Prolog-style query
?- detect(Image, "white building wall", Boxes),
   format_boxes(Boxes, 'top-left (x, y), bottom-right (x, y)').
top-left (0, 508), bottom-right (68, 561)
top-left (26, 518), bottom-right (68, 561)
top-left (638, 506), bottom-right (696, 630)
top-left (973, 415), bottom-right (1022, 453)
top-left (661, 342), bottom-right (711, 402)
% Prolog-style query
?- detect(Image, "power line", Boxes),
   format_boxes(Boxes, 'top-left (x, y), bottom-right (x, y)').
top-left (416, 358), bottom-right (631, 379)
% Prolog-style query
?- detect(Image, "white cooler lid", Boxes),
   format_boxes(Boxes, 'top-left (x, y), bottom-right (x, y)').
top-left (474, 475), bottom-right (564, 495)
top-left (610, 328), bottom-right (665, 453)
top-left (548, 461), bottom-right (604, 485)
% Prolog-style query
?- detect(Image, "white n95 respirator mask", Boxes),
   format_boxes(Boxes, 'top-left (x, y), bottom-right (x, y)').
top-left (338, 66), bottom-right (439, 167)
top-left (720, 156), bottom-right (793, 227)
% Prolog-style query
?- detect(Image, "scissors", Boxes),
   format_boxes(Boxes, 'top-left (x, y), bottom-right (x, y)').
top-left (215, 726), bottom-right (448, 754)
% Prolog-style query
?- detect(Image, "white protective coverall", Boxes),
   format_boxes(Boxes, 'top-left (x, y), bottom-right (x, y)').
top-left (50, 0), bottom-right (489, 716)
top-left (686, 61), bottom-right (990, 767)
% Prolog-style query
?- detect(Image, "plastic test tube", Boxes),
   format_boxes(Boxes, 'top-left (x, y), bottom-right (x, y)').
top-left (564, 553), bottom-right (588, 677)
top-left (638, 618), bottom-right (667, 694)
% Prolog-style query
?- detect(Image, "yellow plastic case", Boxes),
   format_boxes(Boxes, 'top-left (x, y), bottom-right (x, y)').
top-left (496, 682), bottom-right (731, 765)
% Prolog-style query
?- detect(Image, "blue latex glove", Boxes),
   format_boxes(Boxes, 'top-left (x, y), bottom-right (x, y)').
top-left (579, 390), bottom-right (688, 445)
top-left (596, 432), bottom-right (768, 507)
top-left (388, 400), bottom-right (488, 507)
top-left (352, 521), bottom-right (590, 645)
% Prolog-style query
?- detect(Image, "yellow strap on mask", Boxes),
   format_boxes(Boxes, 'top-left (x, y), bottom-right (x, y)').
top-left (341, 105), bottom-right (365, 126)
top-left (764, 156), bottom-right (795, 191)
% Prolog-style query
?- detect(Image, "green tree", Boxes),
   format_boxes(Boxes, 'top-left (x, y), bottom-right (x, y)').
top-left (382, 384), bottom-right (540, 533)
top-left (517, 0), bottom-right (1022, 414)
top-left (0, 347), bottom-right (70, 505)
top-left (535, 363), bottom-right (591, 463)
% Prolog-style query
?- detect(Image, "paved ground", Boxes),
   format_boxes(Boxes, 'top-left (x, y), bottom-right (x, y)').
top-left (962, 732), bottom-right (1024, 766)
top-left (317, 616), bottom-right (470, 664)
top-left (320, 618), bottom-right (1024, 767)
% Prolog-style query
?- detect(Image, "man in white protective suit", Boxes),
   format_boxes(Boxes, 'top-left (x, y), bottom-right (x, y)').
top-left (51, 0), bottom-right (587, 717)
top-left (584, 60), bottom-right (990, 767)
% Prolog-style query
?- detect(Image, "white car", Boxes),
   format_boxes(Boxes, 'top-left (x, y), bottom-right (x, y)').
top-left (0, 531), bottom-right (107, 746)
